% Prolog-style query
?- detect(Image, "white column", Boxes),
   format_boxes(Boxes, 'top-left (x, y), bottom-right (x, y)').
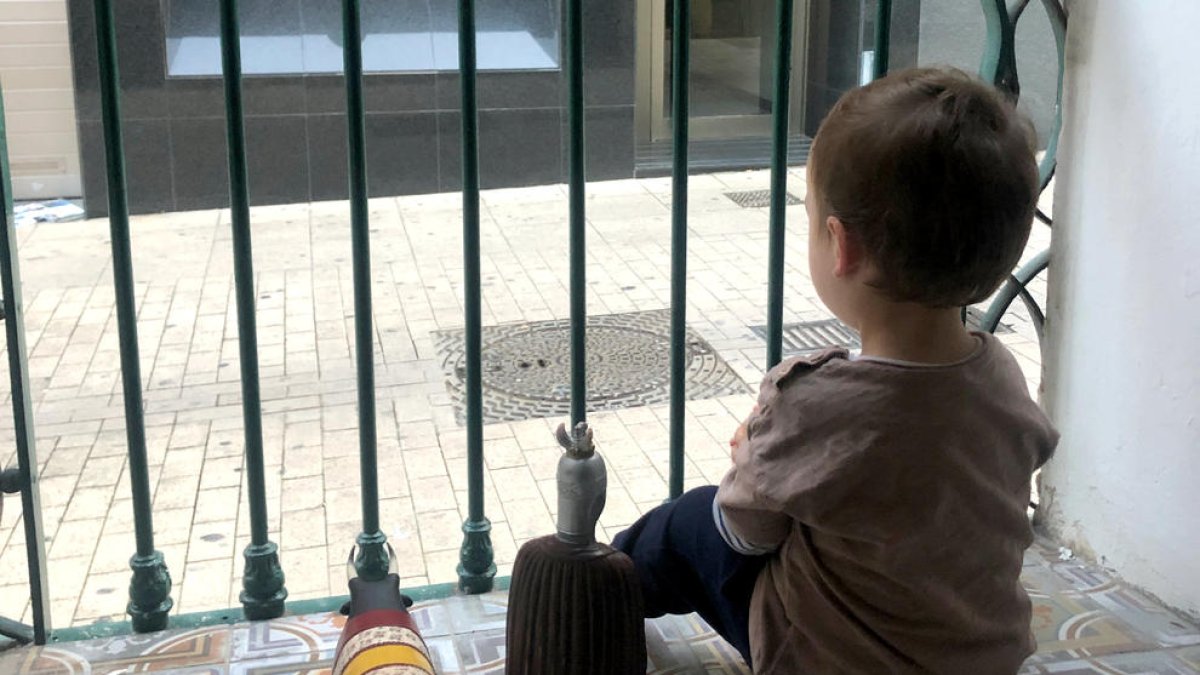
top-left (1042, 0), bottom-right (1200, 615)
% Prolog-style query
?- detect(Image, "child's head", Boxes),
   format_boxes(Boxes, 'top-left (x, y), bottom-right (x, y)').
top-left (806, 67), bottom-right (1039, 324)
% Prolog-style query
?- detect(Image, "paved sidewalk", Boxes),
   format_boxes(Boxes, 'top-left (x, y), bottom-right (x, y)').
top-left (0, 168), bottom-right (1050, 628)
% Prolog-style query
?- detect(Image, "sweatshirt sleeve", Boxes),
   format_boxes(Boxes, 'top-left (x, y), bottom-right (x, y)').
top-left (715, 349), bottom-right (851, 554)
top-left (714, 376), bottom-right (794, 555)
top-left (715, 459), bottom-right (791, 555)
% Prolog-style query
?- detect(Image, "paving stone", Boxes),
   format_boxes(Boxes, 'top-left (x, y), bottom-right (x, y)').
top-left (402, 447), bottom-right (448, 479)
top-left (416, 510), bottom-right (467, 553)
top-left (178, 558), bottom-right (234, 613)
top-left (187, 521), bottom-right (238, 562)
top-left (194, 487), bottom-right (241, 524)
top-left (0, 170), bottom-right (1049, 626)
top-left (62, 486), bottom-right (116, 522)
top-left (48, 518), bottom-right (104, 560)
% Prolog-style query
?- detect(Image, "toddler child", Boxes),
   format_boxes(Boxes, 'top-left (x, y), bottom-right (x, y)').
top-left (614, 67), bottom-right (1059, 674)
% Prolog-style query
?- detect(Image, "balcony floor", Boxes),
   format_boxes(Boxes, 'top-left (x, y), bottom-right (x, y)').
top-left (2, 168), bottom-right (1050, 628)
top-left (2, 539), bottom-right (1198, 673)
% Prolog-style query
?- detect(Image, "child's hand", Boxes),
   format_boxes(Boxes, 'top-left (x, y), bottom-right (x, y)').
top-left (729, 405), bottom-right (760, 460)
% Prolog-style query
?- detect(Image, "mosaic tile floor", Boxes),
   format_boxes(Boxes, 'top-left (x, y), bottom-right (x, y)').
top-left (1, 540), bottom-right (1196, 674)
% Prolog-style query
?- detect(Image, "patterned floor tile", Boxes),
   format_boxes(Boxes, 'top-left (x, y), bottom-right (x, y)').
top-left (421, 636), bottom-right (463, 674)
top-left (228, 654), bottom-right (333, 675)
top-left (1021, 647), bottom-right (1200, 674)
top-left (443, 595), bottom-right (507, 636)
top-left (3, 574), bottom-right (1198, 674)
top-left (451, 628), bottom-right (506, 673)
top-left (1022, 543), bottom-right (1200, 666)
top-left (410, 601), bottom-right (455, 640)
top-left (646, 614), bottom-right (751, 675)
top-left (0, 626), bottom-right (232, 674)
top-left (229, 613), bottom-right (343, 663)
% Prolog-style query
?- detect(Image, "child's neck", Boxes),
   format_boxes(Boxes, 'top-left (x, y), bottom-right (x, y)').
top-left (854, 303), bottom-right (978, 365)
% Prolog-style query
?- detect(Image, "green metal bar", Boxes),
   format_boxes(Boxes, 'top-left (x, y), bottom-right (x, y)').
top-left (91, 0), bottom-right (173, 633)
top-left (1037, 0), bottom-right (1067, 190)
top-left (46, 578), bottom-right (513, 644)
top-left (566, 0), bottom-right (587, 427)
top-left (978, 248), bottom-right (1049, 335)
top-left (0, 617), bottom-right (35, 644)
top-left (872, 0), bottom-right (892, 79)
top-left (341, 0), bottom-right (389, 582)
top-left (982, 0), bottom-right (1065, 191)
top-left (765, 0), bottom-right (794, 371)
top-left (218, 0), bottom-right (287, 620)
top-left (667, 0), bottom-right (690, 500)
top-left (456, 0), bottom-right (495, 595)
top-left (979, 0), bottom-right (1019, 100)
top-left (0, 85), bottom-right (51, 645)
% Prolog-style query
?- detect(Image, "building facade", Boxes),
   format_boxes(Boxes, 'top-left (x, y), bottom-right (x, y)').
top-left (0, 0), bottom-right (82, 201)
top-left (62, 0), bottom-right (926, 216)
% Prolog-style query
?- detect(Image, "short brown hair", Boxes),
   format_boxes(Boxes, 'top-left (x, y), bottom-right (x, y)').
top-left (810, 67), bottom-right (1039, 307)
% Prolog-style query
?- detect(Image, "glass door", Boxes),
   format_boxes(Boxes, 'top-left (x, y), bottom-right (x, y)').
top-left (638, 0), bottom-right (808, 142)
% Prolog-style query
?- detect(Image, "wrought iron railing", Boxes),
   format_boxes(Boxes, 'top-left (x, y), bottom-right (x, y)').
top-left (975, 0), bottom-right (1066, 339)
top-left (1, 80), bottom-right (51, 646)
top-left (0, 0), bottom-right (1064, 646)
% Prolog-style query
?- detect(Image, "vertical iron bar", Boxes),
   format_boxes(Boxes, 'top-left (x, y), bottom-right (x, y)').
top-left (456, 0), bottom-right (496, 594)
top-left (92, 0), bottom-right (173, 632)
top-left (1036, 0), bottom-right (1067, 189)
top-left (567, 0), bottom-right (587, 427)
top-left (765, 0), bottom-right (795, 370)
top-left (0, 86), bottom-right (51, 645)
top-left (979, 0), bottom-right (1019, 100)
top-left (873, 0), bottom-right (892, 79)
top-left (341, 0), bottom-right (389, 582)
top-left (218, 0), bottom-right (287, 619)
top-left (667, 0), bottom-right (690, 500)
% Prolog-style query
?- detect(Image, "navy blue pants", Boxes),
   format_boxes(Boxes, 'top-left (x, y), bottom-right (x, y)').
top-left (612, 485), bottom-right (769, 667)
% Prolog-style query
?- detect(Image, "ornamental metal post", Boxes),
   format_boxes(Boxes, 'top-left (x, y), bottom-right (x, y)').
top-left (667, 0), bottom-right (691, 499)
top-left (0, 85), bottom-right (51, 645)
top-left (456, 0), bottom-right (496, 594)
top-left (218, 0), bottom-right (288, 619)
top-left (873, 0), bottom-right (893, 80)
top-left (566, 0), bottom-right (588, 428)
top-left (92, 0), bottom-right (173, 632)
top-left (341, 0), bottom-right (390, 582)
top-left (765, 0), bottom-right (796, 371)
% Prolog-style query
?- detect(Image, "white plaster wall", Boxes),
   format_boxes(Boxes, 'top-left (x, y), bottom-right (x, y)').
top-left (1042, 0), bottom-right (1200, 616)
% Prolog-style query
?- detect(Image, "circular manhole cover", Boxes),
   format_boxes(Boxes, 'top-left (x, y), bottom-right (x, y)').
top-left (478, 324), bottom-right (671, 403)
top-left (437, 309), bottom-right (747, 424)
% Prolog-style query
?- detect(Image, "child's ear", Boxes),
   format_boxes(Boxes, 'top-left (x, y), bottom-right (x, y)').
top-left (826, 216), bottom-right (861, 277)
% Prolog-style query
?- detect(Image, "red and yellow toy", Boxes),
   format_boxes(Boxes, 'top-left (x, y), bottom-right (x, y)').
top-left (333, 546), bottom-right (435, 675)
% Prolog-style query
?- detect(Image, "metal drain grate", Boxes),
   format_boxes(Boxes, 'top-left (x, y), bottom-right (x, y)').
top-left (752, 319), bottom-right (860, 356)
top-left (724, 189), bottom-right (802, 209)
top-left (435, 309), bottom-right (749, 425)
top-left (755, 311), bottom-right (1012, 358)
